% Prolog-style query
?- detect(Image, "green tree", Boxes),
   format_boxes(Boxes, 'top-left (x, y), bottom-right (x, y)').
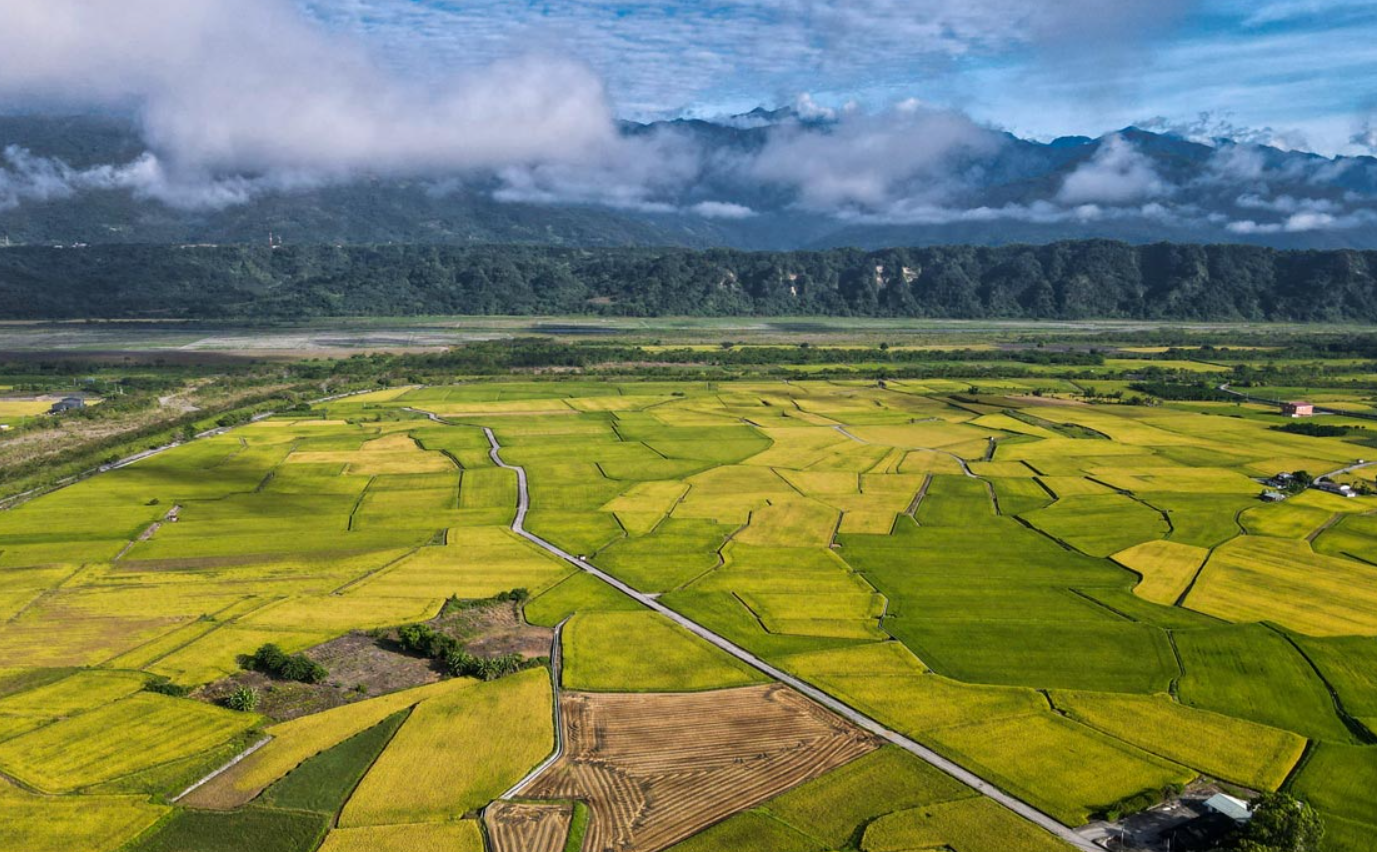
top-left (226, 686), bottom-right (259, 712)
top-left (1233, 793), bottom-right (1325, 852)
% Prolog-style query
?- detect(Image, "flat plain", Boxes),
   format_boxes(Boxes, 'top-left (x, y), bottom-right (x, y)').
top-left (3, 336), bottom-right (1377, 852)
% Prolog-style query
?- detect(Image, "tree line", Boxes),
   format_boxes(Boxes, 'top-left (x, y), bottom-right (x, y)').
top-left (1, 240), bottom-right (1375, 320)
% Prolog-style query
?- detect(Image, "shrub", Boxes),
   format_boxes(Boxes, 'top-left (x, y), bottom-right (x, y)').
top-left (144, 679), bottom-right (190, 698)
top-left (240, 643), bottom-right (329, 684)
top-left (226, 687), bottom-right (259, 712)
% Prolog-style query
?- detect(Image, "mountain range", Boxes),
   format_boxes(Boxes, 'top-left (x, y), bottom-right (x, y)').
top-left (1, 112), bottom-right (1375, 251)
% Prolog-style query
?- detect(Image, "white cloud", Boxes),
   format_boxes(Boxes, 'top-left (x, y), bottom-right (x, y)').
top-left (0, 146), bottom-right (157, 210)
top-left (1058, 135), bottom-right (1169, 205)
top-left (748, 104), bottom-right (1004, 211)
top-left (0, 0), bottom-right (618, 207)
top-left (691, 201), bottom-right (756, 219)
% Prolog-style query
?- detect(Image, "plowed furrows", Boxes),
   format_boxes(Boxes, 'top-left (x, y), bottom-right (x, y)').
top-left (632, 735), bottom-right (875, 850)
top-left (528, 762), bottom-right (647, 852)
top-left (486, 802), bottom-right (573, 852)
top-left (522, 685), bottom-right (880, 852)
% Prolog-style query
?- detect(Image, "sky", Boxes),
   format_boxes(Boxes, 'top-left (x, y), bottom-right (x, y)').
top-left (0, 0), bottom-right (1374, 234)
top-left (297, 0), bottom-right (1377, 156)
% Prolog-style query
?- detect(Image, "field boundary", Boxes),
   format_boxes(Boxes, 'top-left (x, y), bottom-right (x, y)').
top-left (476, 418), bottom-right (1101, 852)
top-left (172, 736), bottom-right (271, 803)
top-left (499, 618), bottom-right (568, 800)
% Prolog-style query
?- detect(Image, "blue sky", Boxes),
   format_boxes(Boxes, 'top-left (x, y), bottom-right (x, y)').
top-left (302, 0), bottom-right (1377, 154)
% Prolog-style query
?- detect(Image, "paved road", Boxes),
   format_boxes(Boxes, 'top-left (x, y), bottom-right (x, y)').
top-left (499, 617), bottom-right (568, 800)
top-left (480, 425), bottom-right (1100, 852)
top-left (833, 424), bottom-right (977, 477)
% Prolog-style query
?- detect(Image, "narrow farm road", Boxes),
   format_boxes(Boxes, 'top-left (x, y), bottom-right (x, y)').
top-left (499, 617), bottom-right (568, 800)
top-left (480, 425), bottom-right (1100, 852)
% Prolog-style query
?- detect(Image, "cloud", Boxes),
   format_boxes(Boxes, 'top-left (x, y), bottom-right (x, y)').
top-left (690, 201), bottom-right (756, 219)
top-left (0, 146), bottom-right (156, 210)
top-left (748, 104), bottom-right (1004, 212)
top-left (1227, 209), bottom-right (1376, 233)
top-left (1058, 135), bottom-right (1169, 205)
top-left (1136, 111), bottom-right (1311, 150)
top-left (0, 0), bottom-right (618, 207)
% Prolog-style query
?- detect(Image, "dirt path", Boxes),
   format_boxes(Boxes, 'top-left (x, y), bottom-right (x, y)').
top-left (479, 423), bottom-right (1100, 852)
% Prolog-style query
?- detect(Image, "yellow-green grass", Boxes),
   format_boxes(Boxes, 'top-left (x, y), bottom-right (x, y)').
top-left (340, 669), bottom-right (553, 826)
top-left (0, 399), bottom-right (53, 419)
top-left (1296, 636), bottom-right (1377, 719)
top-left (1175, 624), bottom-right (1352, 742)
top-left (1022, 494), bottom-right (1169, 557)
top-left (561, 611), bottom-right (768, 692)
top-left (523, 572), bottom-right (645, 627)
top-left (1037, 476), bottom-right (1116, 497)
top-left (846, 422), bottom-right (999, 450)
top-left (0, 783), bottom-right (169, 852)
top-left (0, 693), bottom-right (259, 792)
top-left (0, 669), bottom-right (148, 718)
top-left (149, 626), bottom-right (337, 685)
top-left (317, 821), bottom-right (486, 852)
top-left (0, 606), bottom-right (195, 669)
top-left (1240, 502), bottom-right (1336, 539)
top-left (739, 591), bottom-right (886, 640)
top-left (990, 476), bottom-right (1055, 515)
top-left (663, 809), bottom-right (824, 852)
top-left (1112, 540), bottom-right (1207, 605)
top-left (924, 712), bottom-right (1194, 826)
top-left (761, 746), bottom-right (973, 847)
top-left (890, 619), bottom-right (1177, 694)
top-left (1090, 466), bottom-right (1263, 495)
top-left (1051, 691), bottom-right (1305, 790)
top-left (1288, 743), bottom-right (1377, 838)
top-left (972, 412), bottom-right (1063, 439)
top-left (525, 510), bottom-right (624, 556)
top-left (595, 518), bottom-right (735, 592)
top-left (862, 798), bottom-right (1074, 852)
top-left (1138, 492), bottom-right (1252, 548)
top-left (777, 641), bottom-right (927, 678)
top-left (1185, 537), bottom-right (1377, 636)
top-left (238, 595), bottom-right (442, 633)
top-left (1313, 513), bottom-right (1377, 563)
top-left (806, 672), bottom-right (1044, 736)
top-left (896, 450), bottom-right (967, 475)
top-left (914, 475), bottom-right (993, 526)
top-left (184, 678), bottom-right (480, 809)
top-left (354, 534), bottom-right (572, 601)
top-left (734, 498), bottom-right (841, 548)
top-left (600, 480), bottom-right (689, 514)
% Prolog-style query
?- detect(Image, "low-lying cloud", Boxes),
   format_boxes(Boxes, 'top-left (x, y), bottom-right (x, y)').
top-left (0, 0), bottom-right (618, 208)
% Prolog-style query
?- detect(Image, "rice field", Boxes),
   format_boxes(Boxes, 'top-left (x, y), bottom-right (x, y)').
top-left (4, 374), bottom-right (1377, 847)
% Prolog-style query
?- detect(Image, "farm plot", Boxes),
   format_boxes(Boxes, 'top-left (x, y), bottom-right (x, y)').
top-left (923, 712), bottom-right (1194, 826)
top-left (1288, 743), bottom-right (1377, 845)
top-left (1174, 624), bottom-right (1353, 741)
top-left (1022, 494), bottom-right (1169, 557)
top-left (1184, 537), bottom-right (1377, 635)
top-left (0, 693), bottom-right (259, 792)
top-left (1050, 691), bottom-right (1305, 790)
top-left (523, 684), bottom-right (877, 852)
top-left (485, 801), bottom-right (574, 852)
top-left (1112, 539), bottom-right (1207, 605)
top-left (340, 668), bottom-right (553, 826)
top-left (0, 783), bottom-right (169, 852)
top-left (318, 822), bottom-right (485, 852)
top-left (561, 611), bottom-right (767, 692)
top-left (861, 798), bottom-right (1073, 852)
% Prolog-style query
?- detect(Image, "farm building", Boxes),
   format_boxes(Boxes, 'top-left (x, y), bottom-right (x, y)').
top-left (48, 396), bottom-right (86, 414)
top-left (1201, 793), bottom-right (1252, 825)
top-left (1281, 401), bottom-right (1314, 417)
top-left (1315, 481), bottom-right (1357, 498)
top-left (1260, 490), bottom-right (1287, 502)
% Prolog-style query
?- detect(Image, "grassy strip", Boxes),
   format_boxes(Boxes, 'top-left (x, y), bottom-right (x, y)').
top-left (259, 709), bottom-right (409, 814)
top-left (125, 808), bottom-right (329, 852)
top-left (563, 800), bottom-right (590, 852)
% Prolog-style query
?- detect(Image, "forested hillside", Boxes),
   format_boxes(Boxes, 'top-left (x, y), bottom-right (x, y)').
top-left (2, 240), bottom-right (1374, 321)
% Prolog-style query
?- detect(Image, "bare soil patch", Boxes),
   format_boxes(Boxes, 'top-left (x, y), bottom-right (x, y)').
top-left (486, 801), bottom-right (574, 852)
top-left (198, 599), bottom-right (552, 721)
top-left (523, 683), bottom-right (877, 852)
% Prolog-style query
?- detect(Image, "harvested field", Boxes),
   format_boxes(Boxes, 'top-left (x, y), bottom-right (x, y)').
top-left (523, 683), bottom-right (877, 852)
top-left (485, 801), bottom-right (574, 852)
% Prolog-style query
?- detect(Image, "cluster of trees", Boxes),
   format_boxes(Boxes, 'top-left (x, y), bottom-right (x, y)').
top-left (240, 643), bottom-right (330, 684)
top-left (1272, 422), bottom-right (1356, 437)
top-left (393, 622), bottom-right (543, 681)
top-left (2, 240), bottom-right (1376, 320)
